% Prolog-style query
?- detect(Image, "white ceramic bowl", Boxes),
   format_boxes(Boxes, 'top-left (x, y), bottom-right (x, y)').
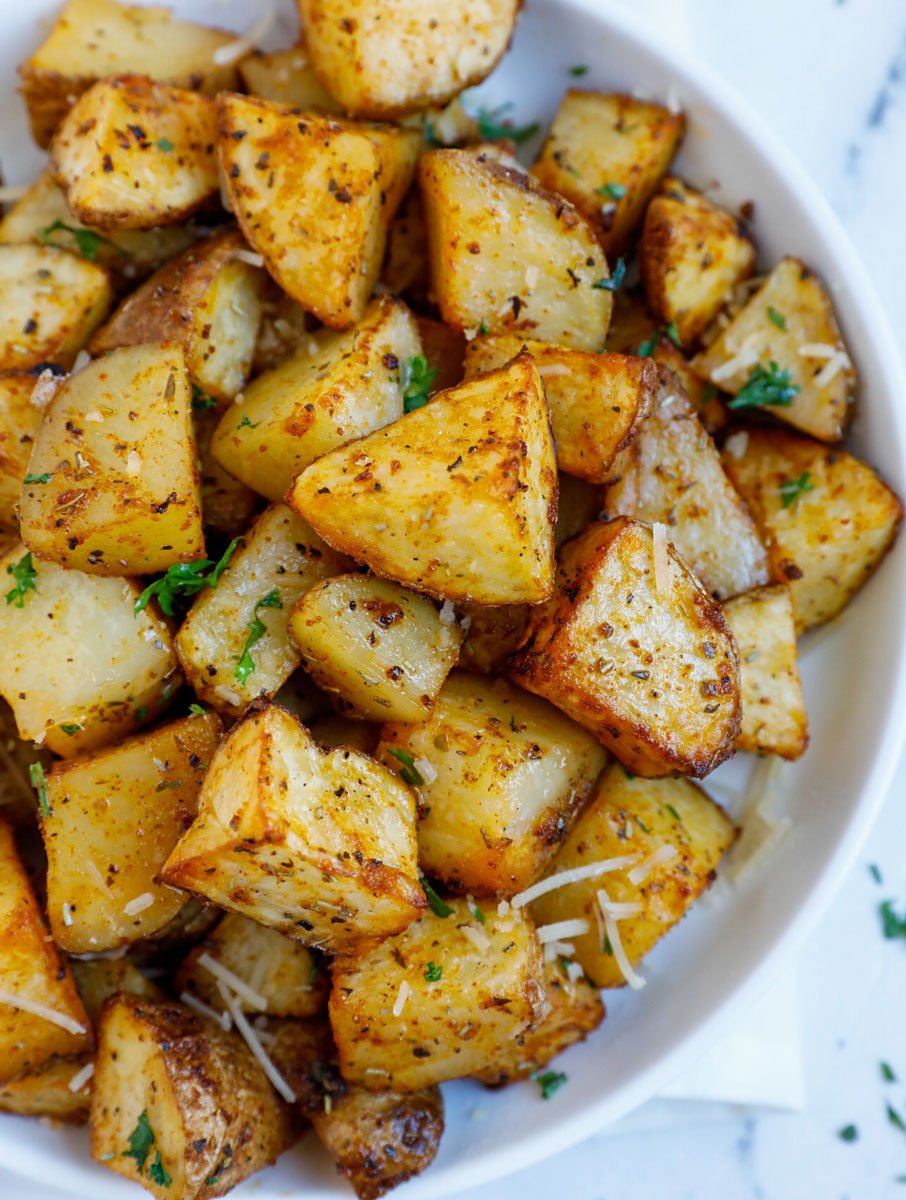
top-left (2, 1), bottom-right (905, 1196)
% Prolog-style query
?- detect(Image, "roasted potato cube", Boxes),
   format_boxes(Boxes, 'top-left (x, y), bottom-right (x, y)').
top-left (456, 603), bottom-right (530, 674)
top-left (176, 505), bottom-right (347, 717)
top-left (19, 344), bottom-right (204, 575)
top-left (382, 191), bottom-right (429, 298)
top-left (603, 368), bottom-right (769, 599)
top-left (531, 91), bottom-right (685, 260)
top-left (91, 996), bottom-right (293, 1200)
top-left (0, 818), bottom-right (92, 1084)
top-left (176, 912), bottom-right (327, 1019)
top-left (640, 178), bottom-right (757, 348)
top-left (329, 897), bottom-right (545, 1090)
top-left (509, 517), bottom-right (741, 777)
top-left (529, 764), bottom-right (735, 988)
top-left (192, 410), bottom-right (259, 539)
top-left (239, 45), bottom-right (343, 112)
top-left (71, 958), bottom-right (164, 1024)
top-left (0, 545), bottom-right (180, 756)
top-left (723, 585), bottom-right (808, 759)
top-left (290, 353), bottom-right (557, 605)
top-left (474, 957), bottom-right (604, 1087)
top-left (309, 715), bottom-right (381, 754)
top-left (0, 243), bottom-right (112, 370)
top-left (163, 703), bottom-right (425, 952)
top-left (18, 0), bottom-right (238, 148)
top-left (0, 371), bottom-right (44, 530)
top-left (464, 336), bottom-right (655, 482)
top-left (297, 0), bottom-right (521, 118)
top-left (378, 673), bottom-right (608, 895)
top-left (415, 316), bottom-right (465, 393)
top-left (211, 297), bottom-right (421, 503)
top-left (41, 713), bottom-right (221, 954)
top-left (90, 230), bottom-right (265, 403)
top-left (693, 257), bottom-right (855, 441)
top-left (419, 150), bottom-right (612, 350)
top-left (289, 574), bottom-right (463, 722)
top-left (0, 1052), bottom-right (94, 1123)
top-left (721, 428), bottom-right (902, 632)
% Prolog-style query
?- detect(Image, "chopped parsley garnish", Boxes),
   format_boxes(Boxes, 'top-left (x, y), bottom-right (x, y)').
top-left (400, 355), bottom-right (438, 412)
top-left (59, 723), bottom-right (82, 736)
top-left (388, 747), bottom-right (424, 787)
top-left (637, 333), bottom-right (658, 358)
top-left (779, 471), bottom-right (815, 509)
top-left (39, 219), bottom-right (126, 263)
top-left (134, 706), bottom-right (148, 721)
top-left (727, 361), bottom-right (800, 409)
top-left (592, 257), bottom-right (626, 292)
top-left (664, 320), bottom-right (681, 347)
top-left (603, 934), bottom-right (613, 955)
top-left (423, 119), bottom-right (440, 148)
top-left (665, 803), bottom-right (682, 822)
top-left (888, 1103), bottom-right (906, 1134)
top-left (123, 1110), bottom-right (171, 1186)
top-left (474, 103), bottom-right (539, 144)
top-left (509, 713), bottom-right (518, 732)
top-left (879, 900), bottom-right (906, 940)
top-left (638, 322), bottom-right (680, 356)
top-left (478, 320), bottom-right (489, 336)
top-left (881, 1061), bottom-right (897, 1083)
top-left (29, 762), bottom-right (50, 817)
top-left (424, 961), bottom-right (442, 982)
top-left (5, 552), bottom-right (37, 608)
top-left (188, 703), bottom-right (206, 717)
top-left (156, 137), bottom-right (175, 153)
top-left (419, 875), bottom-right (453, 918)
top-left (767, 306), bottom-right (787, 330)
top-left (190, 383), bottom-right (217, 412)
top-left (837, 1123), bottom-right (858, 1143)
top-left (870, 863), bottom-right (883, 884)
top-left (134, 537), bottom-right (239, 616)
top-left (620, 766), bottom-right (635, 780)
top-left (237, 415), bottom-right (260, 429)
top-left (234, 588), bottom-right (282, 685)
top-left (148, 1151), bottom-right (172, 1188)
top-left (471, 903), bottom-right (486, 924)
top-left (595, 181), bottom-right (628, 200)
top-left (23, 471), bottom-right (53, 484)
top-left (532, 1070), bottom-right (567, 1100)
top-left (569, 64), bottom-right (589, 76)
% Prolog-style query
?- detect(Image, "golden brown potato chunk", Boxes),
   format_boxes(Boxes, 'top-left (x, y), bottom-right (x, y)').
top-left (308, 715), bottom-right (382, 754)
top-left (723, 585), bottom-right (808, 759)
top-left (531, 91), bottom-right (685, 260)
top-left (41, 713), bottom-right (221, 954)
top-left (529, 764), bottom-right (735, 988)
top-left (289, 575), bottom-right (463, 722)
top-left (51, 75), bottom-right (219, 232)
top-left (176, 505), bottom-right (347, 717)
top-left (19, 344), bottom-right (204, 576)
top-left (239, 45), bottom-right (344, 112)
top-left (693, 257), bottom-right (855, 442)
top-left (0, 1052), bottom-right (94, 1123)
top-left (91, 996), bottom-right (294, 1200)
top-left (18, 0), bottom-right (238, 148)
top-left (211, 297), bottom-right (421, 503)
top-left (329, 898), bottom-right (545, 1091)
top-left (456, 602), bottom-right (530, 674)
top-left (0, 243), bottom-right (113, 370)
top-left (377, 673), bottom-right (608, 895)
top-left (290, 353), bottom-right (557, 605)
top-left (0, 818), bottom-right (92, 1084)
top-left (640, 178), bottom-right (757, 348)
top-left (0, 545), bottom-right (180, 756)
top-left (71, 958), bottom-right (164, 1024)
top-left (603, 369), bottom-right (769, 599)
top-left (509, 517), bottom-right (741, 777)
top-left (465, 336), bottom-right (655, 482)
top-left (721, 428), bottom-right (902, 632)
top-left (0, 372), bottom-right (44, 530)
top-left (298, 0), bottom-right (522, 117)
top-left (163, 703), bottom-right (425, 953)
top-left (419, 150), bottom-right (613, 350)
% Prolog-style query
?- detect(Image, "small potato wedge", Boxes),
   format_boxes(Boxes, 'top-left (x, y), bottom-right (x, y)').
top-left (0, 371), bottom-right (44, 531)
top-left (382, 191), bottom-right (429, 299)
top-left (0, 1053), bottom-right (94, 1123)
top-left (289, 353), bottom-right (558, 605)
top-left (509, 517), bottom-right (741, 777)
top-left (239, 45), bottom-right (343, 112)
top-left (71, 959), bottom-right (164, 1024)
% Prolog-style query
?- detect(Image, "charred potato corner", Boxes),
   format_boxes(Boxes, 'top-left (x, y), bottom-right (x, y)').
top-left (0, 1), bottom-right (899, 1197)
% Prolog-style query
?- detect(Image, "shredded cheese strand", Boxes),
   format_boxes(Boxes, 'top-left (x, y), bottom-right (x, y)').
top-left (597, 890), bottom-right (646, 989)
top-left (536, 918), bottom-right (590, 944)
top-left (212, 6), bottom-right (276, 65)
top-left (67, 1061), bottom-right (95, 1093)
top-left (217, 984), bottom-right (296, 1103)
top-left (511, 854), bottom-right (642, 909)
top-left (197, 952), bottom-right (268, 1011)
top-left (179, 990), bottom-right (232, 1032)
top-left (627, 844), bottom-right (679, 886)
top-left (0, 990), bottom-right (86, 1036)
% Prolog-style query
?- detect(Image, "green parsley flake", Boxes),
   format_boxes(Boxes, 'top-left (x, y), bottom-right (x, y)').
top-left (869, 863), bottom-right (883, 884)
top-left (156, 137), bottom-right (175, 153)
top-left (388, 747), bottom-right (424, 787)
top-left (837, 1123), bottom-right (858, 1143)
top-left (424, 961), bottom-right (442, 982)
top-left (39, 219), bottom-right (126, 263)
top-left (59, 723), bottom-right (82, 736)
top-left (400, 355), bottom-right (438, 412)
top-left (879, 900), bottom-right (906, 940)
top-left (234, 588), bottom-right (282, 685)
top-left (569, 65), bottom-right (589, 76)
top-left (424, 119), bottom-right (440, 148)
top-left (29, 762), bottom-right (51, 817)
top-left (471, 904), bottom-right (486, 924)
top-left (637, 333), bottom-right (658, 358)
top-left (5, 552), bottom-right (37, 608)
top-left (23, 472), bottom-right (53, 485)
top-left (592, 257), bottom-right (626, 292)
top-left (419, 875), bottom-right (453, 918)
top-left (881, 1061), bottom-right (897, 1083)
top-left (134, 537), bottom-right (240, 616)
top-left (888, 1103), bottom-right (906, 1134)
top-left (188, 703), bottom-right (206, 717)
top-left (532, 1070), bottom-right (567, 1100)
top-left (478, 320), bottom-right (489, 336)
top-left (148, 1151), bottom-right (172, 1188)
top-left (665, 803), bottom-right (682, 822)
top-left (237, 415), bottom-right (260, 429)
top-left (779, 471), bottom-right (815, 510)
top-left (595, 181), bottom-right (628, 200)
top-left (191, 383), bottom-right (217, 412)
top-left (123, 1110), bottom-right (155, 1172)
top-left (474, 103), bottom-right (539, 144)
top-left (134, 706), bottom-right (148, 721)
top-left (767, 306), bottom-right (787, 330)
top-left (727, 361), bottom-right (800, 410)
top-left (664, 320), bottom-right (681, 347)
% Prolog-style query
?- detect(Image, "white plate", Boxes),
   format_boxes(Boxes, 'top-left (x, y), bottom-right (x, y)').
top-left (1, 1), bottom-right (905, 1196)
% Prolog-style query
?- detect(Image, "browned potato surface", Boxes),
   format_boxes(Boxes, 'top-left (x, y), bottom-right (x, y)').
top-left (0, 1053), bottom-right (94, 1123)
top-left (239, 45), bottom-right (344, 112)
top-left (71, 958), bottom-right (164, 1024)
top-left (0, 371), bottom-right (44, 530)
top-left (456, 602), bottom-right (530, 674)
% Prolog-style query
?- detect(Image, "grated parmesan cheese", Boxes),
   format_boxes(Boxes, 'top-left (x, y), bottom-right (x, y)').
top-left (461, 924), bottom-right (491, 954)
top-left (0, 989), bottom-right (86, 1036)
top-left (126, 451), bottom-right (142, 476)
top-left (597, 890), bottom-right (646, 989)
top-left (72, 350), bottom-right (92, 373)
top-left (234, 248), bottom-right (265, 268)
top-left (627, 844), bottom-right (679, 886)
top-left (537, 918), bottom-right (590, 944)
top-left (537, 363), bottom-right (571, 378)
top-left (510, 853), bottom-right (642, 909)
top-left (566, 961), bottom-right (585, 984)
top-left (797, 342), bottom-right (837, 359)
top-left (413, 757), bottom-right (438, 784)
top-left (392, 979), bottom-right (412, 1017)
top-left (542, 939), bottom-right (576, 961)
top-left (123, 892), bottom-right (153, 916)
top-left (724, 430), bottom-right (749, 460)
top-left (213, 6), bottom-right (277, 65)
top-left (439, 600), bottom-right (456, 625)
top-left (652, 522), bottom-right (669, 595)
top-left (814, 350), bottom-right (851, 389)
top-left (179, 990), bottom-right (232, 1031)
top-left (62, 902), bottom-right (74, 927)
top-left (710, 343), bottom-right (759, 383)
top-left (67, 1062), bottom-right (95, 1093)
top-left (197, 952), bottom-right (268, 1011)
top-left (524, 265), bottom-right (539, 290)
top-left (30, 368), bottom-right (61, 411)
top-left (218, 984), bottom-right (296, 1103)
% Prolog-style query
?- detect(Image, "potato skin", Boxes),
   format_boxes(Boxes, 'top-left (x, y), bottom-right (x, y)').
top-left (509, 517), bottom-right (741, 777)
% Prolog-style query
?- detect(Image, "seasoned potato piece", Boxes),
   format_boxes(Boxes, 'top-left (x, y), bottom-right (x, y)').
top-left (0, 545), bottom-right (180, 756)
top-left (420, 150), bottom-right (612, 349)
top-left (0, 372), bottom-right (44, 530)
top-left (41, 713), bottom-right (221, 954)
top-left (382, 191), bottom-right (429, 298)
top-left (0, 1052), bottom-right (94, 1123)
top-left (723, 585), bottom-right (808, 759)
top-left (649, 336), bottom-right (728, 434)
top-left (474, 957), bottom-right (604, 1087)
top-left (71, 958), bottom-right (164, 1024)
top-left (163, 703), bottom-right (425, 952)
top-left (176, 912), bottom-right (327, 1019)
top-left (330, 897), bottom-right (545, 1090)
top-left (91, 996), bottom-right (293, 1199)
top-left (555, 472), bottom-right (603, 547)
top-left (693, 257), bottom-right (855, 441)
top-left (90, 230), bottom-right (265, 402)
top-left (465, 336), bottom-right (655, 482)
top-left (18, 0), bottom-right (238, 148)
top-left (239, 45), bottom-right (343, 112)
top-left (415, 316), bottom-right (466, 393)
top-left (721, 429), bottom-right (902, 632)
top-left (378, 673), bottom-right (608, 895)
top-left (51, 76), bottom-right (219, 232)
top-left (19, 344), bottom-right (204, 575)
top-left (290, 354), bottom-right (557, 605)
top-left (509, 517), bottom-right (741, 777)
top-left (212, 297), bottom-right (420, 503)
top-left (253, 290), bottom-right (315, 374)
top-left (0, 819), bottom-right (92, 1084)
top-left (604, 370), bottom-right (769, 598)
top-left (298, 0), bottom-right (521, 117)
top-left (0, 701), bottom-right (54, 826)
top-left (641, 178), bottom-right (757, 348)
top-left (309, 715), bottom-right (381, 754)
top-left (176, 505), bottom-right (347, 717)
top-left (530, 765), bottom-right (735, 987)
top-left (0, 243), bottom-right (112, 370)
top-left (456, 603), bottom-right (530, 674)
top-left (532, 91), bottom-right (685, 260)
top-left (127, 898), bottom-right (221, 964)
top-left (192, 410), bottom-right (259, 539)
top-left (603, 288), bottom-right (657, 356)
top-left (289, 575), bottom-right (463, 722)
